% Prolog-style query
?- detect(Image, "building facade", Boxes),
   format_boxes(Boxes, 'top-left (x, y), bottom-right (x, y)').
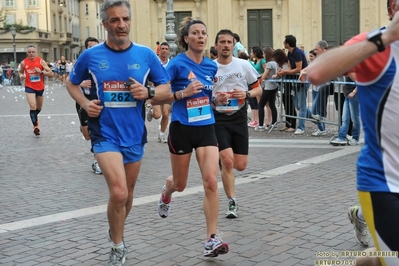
top-left (0, 0), bottom-right (104, 64)
top-left (134, 0), bottom-right (391, 56)
top-left (0, 0), bottom-right (391, 65)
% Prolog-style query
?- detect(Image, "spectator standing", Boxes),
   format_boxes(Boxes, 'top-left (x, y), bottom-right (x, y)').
top-left (255, 47), bottom-right (279, 131)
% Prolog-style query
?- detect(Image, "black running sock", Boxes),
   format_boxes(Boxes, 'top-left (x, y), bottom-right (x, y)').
top-left (30, 110), bottom-right (37, 126)
top-left (35, 109), bottom-right (41, 125)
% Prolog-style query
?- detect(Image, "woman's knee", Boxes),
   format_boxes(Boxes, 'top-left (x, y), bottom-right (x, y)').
top-left (110, 187), bottom-right (128, 206)
top-left (169, 177), bottom-right (186, 192)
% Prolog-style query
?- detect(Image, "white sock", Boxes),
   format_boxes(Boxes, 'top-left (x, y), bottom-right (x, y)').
top-left (356, 207), bottom-right (365, 221)
top-left (112, 242), bottom-right (124, 249)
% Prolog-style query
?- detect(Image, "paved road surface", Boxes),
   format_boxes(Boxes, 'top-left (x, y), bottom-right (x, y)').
top-left (0, 83), bottom-right (368, 265)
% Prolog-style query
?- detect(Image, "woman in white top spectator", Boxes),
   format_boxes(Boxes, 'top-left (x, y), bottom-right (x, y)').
top-left (255, 47), bottom-right (279, 131)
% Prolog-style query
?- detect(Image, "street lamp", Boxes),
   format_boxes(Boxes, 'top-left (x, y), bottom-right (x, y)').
top-left (165, 0), bottom-right (177, 57)
top-left (10, 26), bottom-right (17, 71)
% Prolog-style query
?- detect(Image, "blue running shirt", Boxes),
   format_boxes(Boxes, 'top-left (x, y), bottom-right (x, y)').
top-left (167, 53), bottom-right (217, 126)
top-left (69, 42), bottom-right (169, 146)
top-left (346, 30), bottom-right (399, 193)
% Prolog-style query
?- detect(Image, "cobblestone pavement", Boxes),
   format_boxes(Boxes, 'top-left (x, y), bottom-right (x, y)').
top-left (0, 83), bottom-right (368, 265)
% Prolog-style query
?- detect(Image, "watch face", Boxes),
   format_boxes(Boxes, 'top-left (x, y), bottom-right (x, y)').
top-left (368, 29), bottom-right (382, 39)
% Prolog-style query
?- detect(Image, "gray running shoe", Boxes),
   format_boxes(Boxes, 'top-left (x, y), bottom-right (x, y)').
top-left (92, 161), bottom-right (102, 175)
top-left (107, 228), bottom-right (127, 258)
top-left (158, 185), bottom-right (171, 218)
top-left (311, 114), bottom-right (324, 121)
top-left (226, 199), bottom-right (238, 218)
top-left (204, 234), bottom-right (229, 257)
top-left (108, 246), bottom-right (127, 266)
top-left (147, 107), bottom-right (153, 122)
top-left (347, 206), bottom-right (370, 247)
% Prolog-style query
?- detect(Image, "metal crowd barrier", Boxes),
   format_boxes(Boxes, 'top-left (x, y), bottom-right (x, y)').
top-left (265, 78), bottom-right (356, 142)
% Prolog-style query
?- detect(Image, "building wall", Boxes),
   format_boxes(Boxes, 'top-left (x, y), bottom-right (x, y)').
top-left (0, 0), bottom-right (103, 63)
top-left (133, 0), bottom-right (391, 53)
top-left (0, 0), bottom-right (392, 64)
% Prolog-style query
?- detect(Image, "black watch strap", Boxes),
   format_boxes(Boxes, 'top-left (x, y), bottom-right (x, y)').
top-left (245, 91), bottom-right (251, 99)
top-left (367, 29), bottom-right (385, 52)
top-left (146, 85), bottom-right (155, 99)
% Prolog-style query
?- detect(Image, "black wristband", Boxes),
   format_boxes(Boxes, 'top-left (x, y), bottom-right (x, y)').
top-left (146, 85), bottom-right (155, 99)
top-left (245, 91), bottom-right (251, 99)
top-left (367, 29), bottom-right (385, 52)
top-left (173, 91), bottom-right (177, 100)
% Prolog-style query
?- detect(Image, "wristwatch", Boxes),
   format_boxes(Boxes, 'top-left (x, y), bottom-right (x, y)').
top-left (367, 29), bottom-right (385, 52)
top-left (146, 85), bottom-right (155, 99)
top-left (245, 91), bottom-right (251, 99)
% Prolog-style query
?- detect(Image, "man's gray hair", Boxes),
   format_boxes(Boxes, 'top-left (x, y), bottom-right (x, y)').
top-left (316, 40), bottom-right (329, 49)
top-left (100, 0), bottom-right (131, 22)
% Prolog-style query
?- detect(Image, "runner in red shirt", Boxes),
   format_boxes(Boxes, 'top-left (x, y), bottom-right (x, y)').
top-left (19, 45), bottom-right (53, 135)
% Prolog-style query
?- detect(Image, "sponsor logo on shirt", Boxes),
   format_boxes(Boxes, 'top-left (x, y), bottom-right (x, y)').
top-left (103, 81), bottom-right (127, 91)
top-left (187, 97), bottom-right (210, 107)
top-left (188, 71), bottom-right (196, 81)
top-left (99, 61), bottom-right (109, 71)
top-left (127, 64), bottom-right (140, 70)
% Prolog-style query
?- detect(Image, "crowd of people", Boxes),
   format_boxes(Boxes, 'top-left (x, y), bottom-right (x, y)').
top-left (13, 0), bottom-right (399, 265)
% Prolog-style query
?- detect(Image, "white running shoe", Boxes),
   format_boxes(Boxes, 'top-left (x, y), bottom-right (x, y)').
top-left (204, 234), bottom-right (229, 257)
top-left (311, 130), bottom-right (326, 136)
top-left (225, 199), bottom-right (238, 218)
top-left (347, 206), bottom-right (370, 247)
top-left (158, 186), bottom-right (171, 218)
top-left (92, 161), bottom-right (102, 175)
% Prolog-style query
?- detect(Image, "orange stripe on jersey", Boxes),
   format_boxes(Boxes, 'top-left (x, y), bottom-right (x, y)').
top-left (249, 79), bottom-right (261, 89)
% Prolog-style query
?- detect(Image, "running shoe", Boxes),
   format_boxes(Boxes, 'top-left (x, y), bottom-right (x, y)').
top-left (33, 126), bottom-right (40, 136)
top-left (158, 185), bottom-right (171, 218)
top-left (348, 139), bottom-right (359, 146)
top-left (330, 138), bottom-right (347, 146)
top-left (108, 246), bottom-right (127, 266)
top-left (107, 228), bottom-right (127, 258)
top-left (226, 199), bottom-right (238, 218)
top-left (161, 133), bottom-right (168, 144)
top-left (147, 107), bottom-right (153, 122)
top-left (254, 125), bottom-right (267, 132)
top-left (158, 132), bottom-right (167, 143)
top-left (311, 130), bottom-right (326, 136)
top-left (204, 234), bottom-right (229, 257)
top-left (311, 114), bottom-right (324, 121)
top-left (92, 161), bottom-right (102, 175)
top-left (347, 206), bottom-right (370, 247)
top-left (294, 129), bottom-right (305, 135)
